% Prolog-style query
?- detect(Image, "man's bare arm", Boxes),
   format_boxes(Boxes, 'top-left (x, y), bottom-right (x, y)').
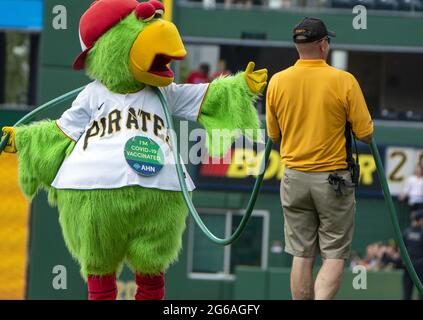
top-left (270, 136), bottom-right (281, 145)
top-left (359, 134), bottom-right (373, 144)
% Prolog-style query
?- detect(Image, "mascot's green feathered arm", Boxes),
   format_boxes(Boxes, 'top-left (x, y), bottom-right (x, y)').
top-left (198, 62), bottom-right (267, 157)
top-left (2, 121), bottom-right (74, 202)
top-left (2, 86), bottom-right (91, 202)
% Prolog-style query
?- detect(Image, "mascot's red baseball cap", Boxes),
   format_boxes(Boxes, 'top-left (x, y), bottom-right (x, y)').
top-left (73, 0), bottom-right (139, 70)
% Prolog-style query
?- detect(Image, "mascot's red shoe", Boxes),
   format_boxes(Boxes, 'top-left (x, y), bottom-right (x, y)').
top-left (135, 273), bottom-right (165, 300)
top-left (87, 274), bottom-right (117, 300)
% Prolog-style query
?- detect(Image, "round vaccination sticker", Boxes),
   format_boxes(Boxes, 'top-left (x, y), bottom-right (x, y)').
top-left (124, 136), bottom-right (165, 177)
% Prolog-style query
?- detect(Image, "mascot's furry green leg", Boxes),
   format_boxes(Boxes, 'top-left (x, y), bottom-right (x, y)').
top-left (2, 0), bottom-right (267, 300)
top-left (56, 187), bottom-right (188, 300)
top-left (56, 187), bottom-right (188, 278)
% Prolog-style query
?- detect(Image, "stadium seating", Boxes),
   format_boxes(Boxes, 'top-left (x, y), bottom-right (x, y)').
top-left (331, 0), bottom-right (355, 8)
top-left (324, 0), bottom-right (423, 10)
top-left (397, 0), bottom-right (423, 10)
top-left (375, 0), bottom-right (399, 10)
top-left (380, 109), bottom-right (400, 120)
top-left (400, 111), bottom-right (423, 121)
top-left (380, 109), bottom-right (423, 121)
top-left (352, 0), bottom-right (377, 9)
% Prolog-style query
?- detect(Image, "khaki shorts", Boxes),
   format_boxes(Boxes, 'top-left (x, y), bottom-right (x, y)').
top-left (281, 167), bottom-right (356, 260)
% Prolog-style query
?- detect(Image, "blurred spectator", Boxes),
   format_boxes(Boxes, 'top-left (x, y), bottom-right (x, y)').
top-left (364, 242), bottom-right (383, 270)
top-left (186, 63), bottom-right (210, 84)
top-left (398, 164), bottom-right (423, 213)
top-left (380, 240), bottom-right (402, 270)
top-left (211, 60), bottom-right (231, 80)
top-left (268, 0), bottom-right (294, 8)
top-left (402, 210), bottom-right (423, 300)
top-left (267, 0), bottom-right (323, 7)
top-left (350, 250), bottom-right (366, 268)
top-left (350, 241), bottom-right (401, 271)
top-left (224, 0), bottom-right (253, 8)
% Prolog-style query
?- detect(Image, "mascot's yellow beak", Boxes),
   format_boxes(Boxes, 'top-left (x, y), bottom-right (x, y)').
top-left (130, 19), bottom-right (187, 87)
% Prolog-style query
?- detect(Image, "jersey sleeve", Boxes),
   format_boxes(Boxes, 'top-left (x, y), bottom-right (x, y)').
top-left (56, 86), bottom-right (93, 141)
top-left (266, 75), bottom-right (281, 141)
top-left (346, 74), bottom-right (374, 140)
top-left (161, 82), bottom-right (209, 122)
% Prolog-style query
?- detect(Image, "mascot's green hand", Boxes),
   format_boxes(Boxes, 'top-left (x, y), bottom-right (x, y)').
top-left (1, 127), bottom-right (17, 153)
top-left (243, 61), bottom-right (268, 94)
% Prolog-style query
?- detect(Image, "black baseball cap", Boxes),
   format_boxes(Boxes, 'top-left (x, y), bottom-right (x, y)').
top-left (293, 17), bottom-right (336, 43)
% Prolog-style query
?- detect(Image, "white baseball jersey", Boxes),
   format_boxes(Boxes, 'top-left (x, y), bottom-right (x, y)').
top-left (51, 80), bottom-right (209, 191)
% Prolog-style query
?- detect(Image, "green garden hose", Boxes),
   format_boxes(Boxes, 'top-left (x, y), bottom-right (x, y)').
top-left (370, 139), bottom-right (423, 295)
top-left (153, 86), bottom-right (272, 245)
top-left (0, 87), bottom-right (85, 155)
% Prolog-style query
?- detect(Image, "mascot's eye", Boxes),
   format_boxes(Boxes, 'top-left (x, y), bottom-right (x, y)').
top-left (149, 0), bottom-right (165, 18)
top-left (135, 2), bottom-right (156, 22)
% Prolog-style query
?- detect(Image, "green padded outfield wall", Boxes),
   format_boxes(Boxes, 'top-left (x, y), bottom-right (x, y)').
top-left (234, 266), bottom-right (405, 300)
top-left (175, 6), bottom-right (423, 49)
top-left (19, 0), bottom-right (423, 299)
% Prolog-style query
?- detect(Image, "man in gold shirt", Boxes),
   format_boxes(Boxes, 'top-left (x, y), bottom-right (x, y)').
top-left (266, 17), bottom-right (373, 300)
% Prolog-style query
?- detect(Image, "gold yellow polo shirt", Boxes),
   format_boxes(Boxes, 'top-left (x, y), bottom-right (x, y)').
top-left (266, 59), bottom-right (373, 172)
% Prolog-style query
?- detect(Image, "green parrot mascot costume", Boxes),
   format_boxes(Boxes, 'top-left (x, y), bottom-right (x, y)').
top-left (1, 0), bottom-right (267, 300)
